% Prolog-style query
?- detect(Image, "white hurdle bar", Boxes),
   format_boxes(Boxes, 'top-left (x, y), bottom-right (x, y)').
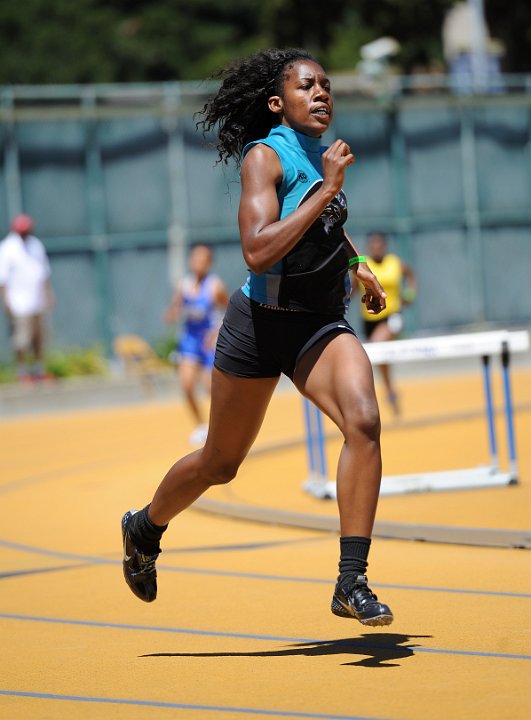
top-left (302, 329), bottom-right (530, 499)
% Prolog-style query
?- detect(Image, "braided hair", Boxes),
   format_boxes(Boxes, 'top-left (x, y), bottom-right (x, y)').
top-left (197, 48), bottom-right (317, 166)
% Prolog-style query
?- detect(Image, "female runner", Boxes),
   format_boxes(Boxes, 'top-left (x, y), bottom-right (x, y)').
top-left (122, 48), bottom-right (394, 626)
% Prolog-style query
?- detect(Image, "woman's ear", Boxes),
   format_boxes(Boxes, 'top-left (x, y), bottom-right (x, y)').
top-left (268, 95), bottom-right (283, 115)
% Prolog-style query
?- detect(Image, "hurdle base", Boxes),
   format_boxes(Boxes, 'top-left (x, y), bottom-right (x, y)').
top-left (301, 476), bottom-right (335, 500)
top-left (303, 466), bottom-right (517, 500)
top-left (380, 466), bottom-right (517, 495)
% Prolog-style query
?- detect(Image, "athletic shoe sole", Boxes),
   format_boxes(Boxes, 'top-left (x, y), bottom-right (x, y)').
top-left (331, 595), bottom-right (394, 626)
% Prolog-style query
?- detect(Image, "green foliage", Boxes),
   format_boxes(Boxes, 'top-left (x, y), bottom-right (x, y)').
top-left (0, 362), bottom-right (16, 384)
top-left (44, 347), bottom-right (107, 379)
top-left (0, 0), bottom-right (118, 83)
top-left (0, 0), bottom-right (267, 83)
top-left (0, 0), bottom-right (529, 84)
top-left (325, 8), bottom-right (380, 73)
top-left (349, 0), bottom-right (457, 71)
top-left (152, 334), bottom-right (177, 363)
top-left (0, 346), bottom-right (108, 383)
top-left (484, 0), bottom-right (531, 73)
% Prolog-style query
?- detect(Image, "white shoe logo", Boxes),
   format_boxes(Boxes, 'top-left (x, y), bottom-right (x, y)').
top-left (123, 511), bottom-right (137, 563)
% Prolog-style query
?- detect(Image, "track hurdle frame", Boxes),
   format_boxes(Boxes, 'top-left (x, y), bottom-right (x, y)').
top-left (302, 398), bottom-right (332, 499)
top-left (302, 329), bottom-right (529, 499)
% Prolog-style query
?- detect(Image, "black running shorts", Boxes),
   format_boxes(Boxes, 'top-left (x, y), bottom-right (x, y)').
top-left (214, 289), bottom-right (356, 380)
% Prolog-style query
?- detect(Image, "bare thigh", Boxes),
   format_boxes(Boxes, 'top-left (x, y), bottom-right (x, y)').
top-left (293, 332), bottom-right (379, 434)
top-left (200, 367), bottom-right (280, 478)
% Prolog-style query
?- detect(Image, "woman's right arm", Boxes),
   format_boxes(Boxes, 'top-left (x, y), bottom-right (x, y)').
top-left (238, 139), bottom-right (354, 274)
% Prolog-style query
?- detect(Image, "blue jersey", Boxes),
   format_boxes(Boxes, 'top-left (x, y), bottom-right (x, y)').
top-left (241, 125), bottom-right (352, 314)
top-left (178, 273), bottom-right (220, 368)
top-left (181, 273), bottom-right (219, 335)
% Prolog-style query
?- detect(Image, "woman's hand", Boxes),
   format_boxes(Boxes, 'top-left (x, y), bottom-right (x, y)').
top-left (356, 263), bottom-right (387, 314)
top-left (321, 139), bottom-right (355, 198)
top-left (240, 140), bottom-right (355, 274)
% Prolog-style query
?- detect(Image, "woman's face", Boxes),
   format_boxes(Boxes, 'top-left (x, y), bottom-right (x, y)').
top-left (270, 59), bottom-right (333, 137)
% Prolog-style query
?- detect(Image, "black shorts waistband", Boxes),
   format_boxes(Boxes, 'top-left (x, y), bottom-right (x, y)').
top-left (214, 289), bottom-right (356, 380)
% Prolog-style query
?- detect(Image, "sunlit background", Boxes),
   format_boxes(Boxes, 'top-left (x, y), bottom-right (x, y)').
top-left (0, 0), bottom-right (530, 381)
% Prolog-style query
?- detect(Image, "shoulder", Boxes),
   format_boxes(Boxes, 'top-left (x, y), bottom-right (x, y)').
top-left (242, 142), bottom-right (282, 167)
top-left (388, 253), bottom-right (402, 267)
top-left (203, 273), bottom-right (221, 297)
top-left (243, 128), bottom-right (286, 160)
top-left (0, 233), bottom-right (16, 248)
top-left (208, 273), bottom-right (225, 291)
top-left (240, 143), bottom-right (283, 186)
top-left (28, 235), bottom-right (47, 255)
top-left (180, 274), bottom-right (194, 293)
top-left (382, 254), bottom-right (403, 276)
top-left (0, 234), bottom-right (18, 259)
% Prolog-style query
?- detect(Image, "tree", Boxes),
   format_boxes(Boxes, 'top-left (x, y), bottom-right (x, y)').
top-left (0, 0), bottom-right (528, 85)
top-left (0, 0), bottom-right (267, 83)
top-left (484, 0), bottom-right (531, 73)
top-left (345, 0), bottom-right (457, 73)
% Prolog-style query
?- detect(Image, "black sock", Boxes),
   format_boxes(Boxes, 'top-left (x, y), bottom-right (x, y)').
top-left (338, 536), bottom-right (371, 586)
top-left (128, 505), bottom-right (168, 554)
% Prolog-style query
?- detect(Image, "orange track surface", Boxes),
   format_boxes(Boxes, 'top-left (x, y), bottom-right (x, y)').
top-left (1, 367), bottom-right (530, 720)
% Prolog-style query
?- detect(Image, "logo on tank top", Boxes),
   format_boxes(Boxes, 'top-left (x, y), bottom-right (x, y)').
top-left (297, 171), bottom-right (309, 183)
top-left (321, 190), bottom-right (347, 235)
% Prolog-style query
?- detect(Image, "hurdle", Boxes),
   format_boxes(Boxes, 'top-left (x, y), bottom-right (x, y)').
top-left (302, 329), bottom-right (530, 499)
top-left (302, 398), bottom-right (333, 499)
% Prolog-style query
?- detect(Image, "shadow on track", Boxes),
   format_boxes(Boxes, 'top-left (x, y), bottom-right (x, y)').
top-left (141, 633), bottom-right (432, 668)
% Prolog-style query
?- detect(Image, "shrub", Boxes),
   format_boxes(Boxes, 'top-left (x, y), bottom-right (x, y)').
top-left (44, 347), bottom-right (108, 378)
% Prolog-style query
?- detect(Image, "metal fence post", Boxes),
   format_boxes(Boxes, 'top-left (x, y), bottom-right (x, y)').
top-left (83, 89), bottom-right (114, 357)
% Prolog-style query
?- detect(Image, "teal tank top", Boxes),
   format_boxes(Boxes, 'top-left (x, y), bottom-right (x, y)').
top-left (241, 125), bottom-right (352, 314)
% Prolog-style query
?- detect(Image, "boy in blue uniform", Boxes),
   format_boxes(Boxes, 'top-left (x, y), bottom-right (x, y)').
top-left (165, 244), bottom-right (228, 444)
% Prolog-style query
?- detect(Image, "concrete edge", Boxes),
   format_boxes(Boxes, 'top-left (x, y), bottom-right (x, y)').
top-left (192, 497), bottom-right (531, 550)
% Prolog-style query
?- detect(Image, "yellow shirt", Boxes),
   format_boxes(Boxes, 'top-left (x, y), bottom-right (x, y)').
top-left (360, 253), bottom-right (402, 321)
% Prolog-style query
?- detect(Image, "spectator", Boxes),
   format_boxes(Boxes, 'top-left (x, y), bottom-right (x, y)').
top-left (0, 214), bottom-right (55, 383)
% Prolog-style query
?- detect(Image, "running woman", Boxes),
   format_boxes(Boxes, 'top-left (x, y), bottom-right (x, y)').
top-left (165, 244), bottom-right (228, 445)
top-left (122, 48), bottom-right (394, 626)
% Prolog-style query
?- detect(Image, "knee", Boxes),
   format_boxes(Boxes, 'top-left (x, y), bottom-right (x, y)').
top-left (343, 398), bottom-right (381, 444)
top-left (201, 458), bottom-right (241, 486)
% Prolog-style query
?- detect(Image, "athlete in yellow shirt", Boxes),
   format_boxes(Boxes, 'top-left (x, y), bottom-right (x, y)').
top-left (356, 232), bottom-right (416, 415)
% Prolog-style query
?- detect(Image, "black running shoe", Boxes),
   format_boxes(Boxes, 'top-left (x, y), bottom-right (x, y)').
top-left (331, 574), bottom-right (394, 626)
top-left (122, 510), bottom-right (159, 602)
